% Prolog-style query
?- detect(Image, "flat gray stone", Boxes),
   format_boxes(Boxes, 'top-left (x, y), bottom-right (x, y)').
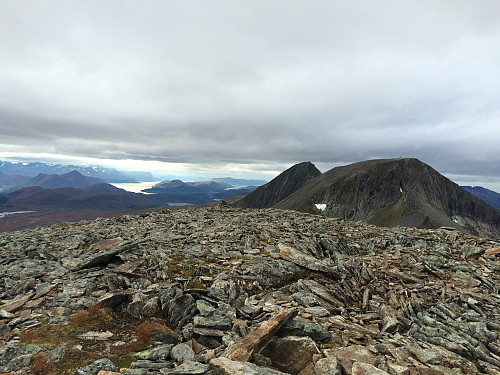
top-left (160, 361), bottom-right (209, 374)
top-left (193, 315), bottom-right (232, 330)
top-left (170, 343), bottom-right (196, 364)
top-left (314, 356), bottom-right (342, 375)
top-left (135, 344), bottom-right (172, 361)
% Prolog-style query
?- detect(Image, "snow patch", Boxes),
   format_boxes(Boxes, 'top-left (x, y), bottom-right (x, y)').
top-left (315, 204), bottom-right (326, 211)
top-left (0, 211), bottom-right (35, 218)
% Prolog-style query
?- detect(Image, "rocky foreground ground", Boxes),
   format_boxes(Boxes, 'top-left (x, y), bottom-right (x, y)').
top-left (0, 206), bottom-right (499, 375)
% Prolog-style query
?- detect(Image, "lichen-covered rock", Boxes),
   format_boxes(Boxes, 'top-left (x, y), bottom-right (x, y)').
top-left (77, 358), bottom-right (117, 375)
top-left (314, 356), bottom-right (341, 375)
top-left (134, 345), bottom-right (172, 361)
top-left (46, 345), bottom-right (66, 364)
top-left (170, 343), bottom-right (196, 364)
top-left (278, 316), bottom-right (330, 342)
top-left (0, 344), bottom-right (42, 372)
top-left (160, 361), bottom-right (209, 374)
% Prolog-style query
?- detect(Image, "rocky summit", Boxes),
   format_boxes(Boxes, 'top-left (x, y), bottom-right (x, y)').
top-left (273, 158), bottom-right (500, 239)
top-left (233, 162), bottom-right (321, 209)
top-left (1, 206), bottom-right (500, 375)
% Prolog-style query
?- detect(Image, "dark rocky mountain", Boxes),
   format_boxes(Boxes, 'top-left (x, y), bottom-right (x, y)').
top-left (232, 161), bottom-right (321, 209)
top-left (0, 160), bottom-right (143, 182)
top-left (462, 185), bottom-right (500, 210)
top-left (274, 158), bottom-right (500, 238)
top-left (6, 170), bottom-right (104, 191)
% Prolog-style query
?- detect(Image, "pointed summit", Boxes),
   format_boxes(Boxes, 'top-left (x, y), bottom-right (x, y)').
top-left (233, 162), bottom-right (321, 209)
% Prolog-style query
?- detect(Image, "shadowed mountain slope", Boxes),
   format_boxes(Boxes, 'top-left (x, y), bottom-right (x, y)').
top-left (274, 158), bottom-right (500, 238)
top-left (0, 171), bottom-right (30, 190)
top-left (462, 185), bottom-right (500, 210)
top-left (232, 162), bottom-right (321, 209)
top-left (6, 170), bottom-right (104, 191)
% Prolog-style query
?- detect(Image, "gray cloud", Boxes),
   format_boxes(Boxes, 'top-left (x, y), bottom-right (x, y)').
top-left (1, 0), bottom-right (500, 182)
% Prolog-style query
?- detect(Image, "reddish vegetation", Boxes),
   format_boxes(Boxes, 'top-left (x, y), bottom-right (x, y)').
top-left (136, 320), bottom-right (177, 343)
top-left (32, 352), bottom-right (56, 375)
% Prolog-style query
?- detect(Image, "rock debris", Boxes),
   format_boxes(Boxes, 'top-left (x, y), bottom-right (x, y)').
top-left (0, 206), bottom-right (499, 374)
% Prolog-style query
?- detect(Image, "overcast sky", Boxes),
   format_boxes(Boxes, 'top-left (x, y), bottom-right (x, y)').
top-left (1, 1), bottom-right (499, 187)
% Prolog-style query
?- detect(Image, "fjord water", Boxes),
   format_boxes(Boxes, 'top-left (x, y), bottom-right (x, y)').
top-left (110, 181), bottom-right (161, 194)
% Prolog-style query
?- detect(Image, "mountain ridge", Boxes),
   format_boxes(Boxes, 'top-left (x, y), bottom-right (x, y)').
top-left (270, 158), bottom-right (500, 238)
top-left (21, 170), bottom-right (104, 190)
top-left (0, 160), bottom-right (157, 183)
top-left (232, 161), bottom-right (321, 209)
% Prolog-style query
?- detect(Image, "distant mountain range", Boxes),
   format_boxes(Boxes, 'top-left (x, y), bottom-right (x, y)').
top-left (0, 170), bottom-right (263, 231)
top-left (0, 160), bottom-right (270, 189)
top-left (211, 177), bottom-right (267, 187)
top-left (21, 171), bottom-right (104, 190)
top-left (0, 160), bottom-right (157, 183)
top-left (234, 158), bottom-right (500, 238)
top-left (3, 157), bottom-right (499, 237)
top-left (0, 170), bottom-right (105, 192)
top-left (143, 179), bottom-right (259, 200)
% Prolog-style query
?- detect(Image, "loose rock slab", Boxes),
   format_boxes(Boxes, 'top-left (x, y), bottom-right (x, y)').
top-left (227, 309), bottom-right (297, 362)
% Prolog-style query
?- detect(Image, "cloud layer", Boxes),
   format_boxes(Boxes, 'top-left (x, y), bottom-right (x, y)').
top-left (1, 1), bottom-right (499, 180)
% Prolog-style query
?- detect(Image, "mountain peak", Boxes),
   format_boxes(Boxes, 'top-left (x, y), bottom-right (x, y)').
top-left (233, 161), bottom-right (321, 209)
top-left (274, 158), bottom-right (500, 238)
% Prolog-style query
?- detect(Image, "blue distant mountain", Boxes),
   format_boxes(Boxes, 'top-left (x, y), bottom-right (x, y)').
top-left (461, 186), bottom-right (500, 210)
top-left (145, 180), bottom-right (232, 195)
top-left (143, 178), bottom-right (259, 201)
top-left (0, 171), bottom-right (30, 190)
top-left (0, 160), bottom-right (158, 183)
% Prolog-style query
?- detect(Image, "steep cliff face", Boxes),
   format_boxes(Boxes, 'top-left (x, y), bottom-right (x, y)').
top-left (232, 162), bottom-right (321, 209)
top-left (274, 158), bottom-right (500, 238)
